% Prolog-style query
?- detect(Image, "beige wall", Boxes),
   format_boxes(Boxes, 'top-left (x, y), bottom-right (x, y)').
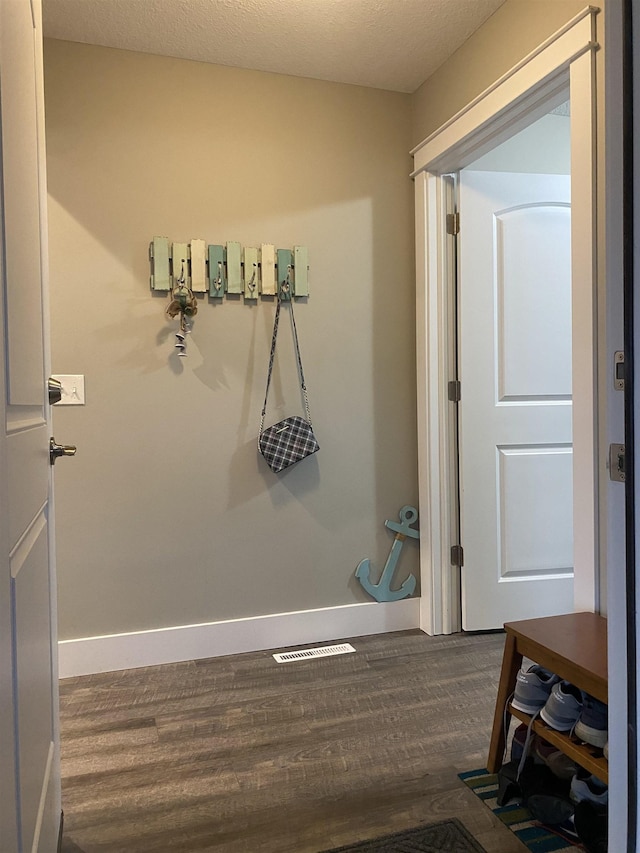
top-left (412, 0), bottom-right (588, 147)
top-left (46, 1), bottom-right (601, 644)
top-left (44, 40), bottom-right (416, 640)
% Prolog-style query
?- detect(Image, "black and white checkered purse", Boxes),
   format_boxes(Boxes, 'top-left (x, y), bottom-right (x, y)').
top-left (259, 296), bottom-right (319, 473)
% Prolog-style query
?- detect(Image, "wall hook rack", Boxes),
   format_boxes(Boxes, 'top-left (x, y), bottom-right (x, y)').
top-left (150, 238), bottom-right (310, 302)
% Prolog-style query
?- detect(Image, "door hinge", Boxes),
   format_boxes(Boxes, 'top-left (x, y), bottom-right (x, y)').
top-left (446, 212), bottom-right (460, 235)
top-left (451, 544), bottom-right (464, 567)
top-left (448, 380), bottom-right (461, 402)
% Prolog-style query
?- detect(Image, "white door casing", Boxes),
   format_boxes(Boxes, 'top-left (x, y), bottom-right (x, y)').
top-left (458, 171), bottom-right (574, 630)
top-left (412, 7), bottom-right (599, 636)
top-left (0, 1), bottom-right (61, 851)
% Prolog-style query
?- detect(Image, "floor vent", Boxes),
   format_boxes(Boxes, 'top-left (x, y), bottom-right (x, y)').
top-left (272, 643), bottom-right (356, 663)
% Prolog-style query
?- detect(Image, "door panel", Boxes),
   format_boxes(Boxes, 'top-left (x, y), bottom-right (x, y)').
top-left (459, 170), bottom-right (574, 630)
top-left (13, 520), bottom-right (54, 850)
top-left (0, 1), bottom-right (61, 850)
top-left (497, 206), bottom-right (572, 399)
top-left (2, 0), bottom-right (45, 406)
top-left (7, 426), bottom-right (49, 550)
top-left (498, 444), bottom-right (573, 575)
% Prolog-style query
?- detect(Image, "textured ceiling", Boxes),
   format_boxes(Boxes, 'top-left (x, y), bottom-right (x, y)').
top-left (42, 0), bottom-right (507, 93)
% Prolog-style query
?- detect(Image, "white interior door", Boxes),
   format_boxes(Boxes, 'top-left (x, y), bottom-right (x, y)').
top-left (0, 1), bottom-right (61, 850)
top-left (459, 170), bottom-right (574, 631)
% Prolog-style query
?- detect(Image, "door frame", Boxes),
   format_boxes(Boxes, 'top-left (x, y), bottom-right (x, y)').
top-left (411, 7), bottom-right (599, 636)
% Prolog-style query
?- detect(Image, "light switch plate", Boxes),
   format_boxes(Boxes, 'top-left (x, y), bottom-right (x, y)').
top-left (51, 375), bottom-right (85, 405)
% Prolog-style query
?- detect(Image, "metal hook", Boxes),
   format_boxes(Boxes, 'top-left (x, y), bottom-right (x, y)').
top-left (280, 265), bottom-right (292, 300)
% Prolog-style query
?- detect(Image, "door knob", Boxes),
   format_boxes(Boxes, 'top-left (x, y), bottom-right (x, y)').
top-left (50, 437), bottom-right (77, 465)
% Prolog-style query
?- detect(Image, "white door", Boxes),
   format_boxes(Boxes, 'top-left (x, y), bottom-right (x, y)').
top-left (0, 1), bottom-right (62, 850)
top-left (459, 170), bottom-right (574, 631)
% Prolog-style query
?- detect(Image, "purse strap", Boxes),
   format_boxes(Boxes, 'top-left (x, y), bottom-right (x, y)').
top-left (260, 295), bottom-right (312, 435)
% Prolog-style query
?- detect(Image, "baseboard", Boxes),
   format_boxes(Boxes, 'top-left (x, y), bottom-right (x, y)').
top-left (58, 598), bottom-right (421, 677)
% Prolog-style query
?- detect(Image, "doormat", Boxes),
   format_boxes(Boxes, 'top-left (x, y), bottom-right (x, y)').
top-left (321, 818), bottom-right (487, 852)
top-left (459, 769), bottom-right (583, 851)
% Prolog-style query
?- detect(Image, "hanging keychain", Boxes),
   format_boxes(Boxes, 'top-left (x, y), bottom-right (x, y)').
top-left (165, 259), bottom-right (198, 357)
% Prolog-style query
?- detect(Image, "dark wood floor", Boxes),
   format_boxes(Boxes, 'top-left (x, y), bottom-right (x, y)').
top-left (59, 629), bottom-right (527, 853)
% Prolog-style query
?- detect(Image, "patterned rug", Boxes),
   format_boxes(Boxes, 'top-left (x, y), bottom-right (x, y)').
top-left (460, 769), bottom-right (584, 851)
top-left (321, 818), bottom-right (487, 852)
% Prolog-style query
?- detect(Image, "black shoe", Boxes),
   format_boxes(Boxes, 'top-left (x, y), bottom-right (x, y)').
top-left (526, 792), bottom-right (574, 825)
top-left (496, 759), bottom-right (523, 806)
top-left (519, 760), bottom-right (573, 825)
top-left (574, 800), bottom-right (608, 852)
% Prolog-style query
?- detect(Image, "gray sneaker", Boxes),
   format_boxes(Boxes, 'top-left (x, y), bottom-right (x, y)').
top-left (511, 665), bottom-right (561, 714)
top-left (574, 693), bottom-right (608, 748)
top-left (570, 770), bottom-right (608, 806)
top-left (540, 681), bottom-right (584, 731)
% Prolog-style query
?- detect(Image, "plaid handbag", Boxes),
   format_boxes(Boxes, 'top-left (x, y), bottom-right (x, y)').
top-left (259, 296), bottom-right (319, 473)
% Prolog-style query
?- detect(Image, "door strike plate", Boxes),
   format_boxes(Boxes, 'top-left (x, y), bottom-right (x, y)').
top-left (614, 351), bottom-right (625, 390)
top-left (609, 443), bottom-right (626, 482)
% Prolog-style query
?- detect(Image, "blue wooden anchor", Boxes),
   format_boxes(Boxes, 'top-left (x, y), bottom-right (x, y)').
top-left (356, 505), bottom-right (419, 602)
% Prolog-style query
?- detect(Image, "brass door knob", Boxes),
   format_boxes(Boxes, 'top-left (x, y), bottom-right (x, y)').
top-left (50, 437), bottom-right (77, 465)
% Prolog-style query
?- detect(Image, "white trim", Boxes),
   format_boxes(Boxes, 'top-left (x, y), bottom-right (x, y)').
top-left (58, 599), bottom-right (421, 677)
top-left (416, 172), bottom-right (458, 635)
top-left (413, 8), bottom-right (600, 635)
top-left (604, 2), bottom-right (629, 849)
top-left (569, 45), bottom-right (599, 610)
top-left (412, 9), bottom-right (597, 175)
top-left (411, 6), bottom-right (596, 159)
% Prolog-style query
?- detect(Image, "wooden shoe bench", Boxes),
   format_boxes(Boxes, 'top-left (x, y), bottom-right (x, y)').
top-left (487, 612), bottom-right (608, 782)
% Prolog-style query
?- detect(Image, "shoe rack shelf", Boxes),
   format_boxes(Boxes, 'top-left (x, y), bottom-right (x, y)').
top-left (508, 706), bottom-right (608, 783)
top-left (488, 612), bottom-right (608, 782)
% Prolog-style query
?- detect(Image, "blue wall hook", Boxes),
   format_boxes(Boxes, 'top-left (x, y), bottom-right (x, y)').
top-left (356, 506), bottom-right (419, 602)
